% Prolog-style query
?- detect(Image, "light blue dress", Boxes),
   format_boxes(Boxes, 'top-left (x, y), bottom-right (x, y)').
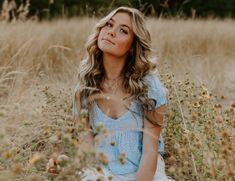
top-left (89, 73), bottom-right (167, 175)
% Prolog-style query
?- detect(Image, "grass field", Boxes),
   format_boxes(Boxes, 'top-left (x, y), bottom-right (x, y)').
top-left (0, 18), bottom-right (234, 181)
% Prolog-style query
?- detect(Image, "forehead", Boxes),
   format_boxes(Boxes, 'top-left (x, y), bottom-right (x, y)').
top-left (110, 12), bottom-right (132, 29)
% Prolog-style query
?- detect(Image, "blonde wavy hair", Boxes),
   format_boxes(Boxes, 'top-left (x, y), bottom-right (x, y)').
top-left (74, 7), bottom-right (157, 120)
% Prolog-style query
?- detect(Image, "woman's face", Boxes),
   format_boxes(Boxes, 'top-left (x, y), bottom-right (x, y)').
top-left (98, 12), bottom-right (134, 58)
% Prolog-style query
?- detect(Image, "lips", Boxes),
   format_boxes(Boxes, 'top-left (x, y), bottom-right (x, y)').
top-left (102, 38), bottom-right (115, 45)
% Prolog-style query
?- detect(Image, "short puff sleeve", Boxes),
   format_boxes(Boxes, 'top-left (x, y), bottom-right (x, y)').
top-left (144, 73), bottom-right (168, 108)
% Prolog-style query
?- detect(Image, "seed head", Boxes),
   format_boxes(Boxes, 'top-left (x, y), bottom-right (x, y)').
top-left (98, 152), bottom-right (109, 165)
top-left (119, 152), bottom-right (126, 165)
top-left (96, 166), bottom-right (103, 173)
top-left (96, 176), bottom-right (104, 181)
top-left (110, 140), bottom-right (116, 146)
top-left (107, 175), bottom-right (113, 180)
top-left (29, 153), bottom-right (43, 165)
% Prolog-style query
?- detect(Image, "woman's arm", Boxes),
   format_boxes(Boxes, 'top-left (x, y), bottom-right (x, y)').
top-left (74, 92), bottom-right (94, 151)
top-left (79, 128), bottom-right (95, 151)
top-left (136, 105), bottom-right (166, 181)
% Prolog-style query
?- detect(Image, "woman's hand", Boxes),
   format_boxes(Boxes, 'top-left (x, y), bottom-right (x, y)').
top-left (136, 105), bottom-right (166, 181)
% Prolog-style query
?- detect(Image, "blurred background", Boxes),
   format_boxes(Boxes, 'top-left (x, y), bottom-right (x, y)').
top-left (0, 1), bottom-right (234, 181)
top-left (1, 0), bottom-right (234, 102)
top-left (1, 0), bottom-right (235, 21)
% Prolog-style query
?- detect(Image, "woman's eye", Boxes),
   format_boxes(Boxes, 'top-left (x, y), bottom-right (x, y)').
top-left (106, 22), bottom-right (113, 27)
top-left (120, 29), bottom-right (128, 34)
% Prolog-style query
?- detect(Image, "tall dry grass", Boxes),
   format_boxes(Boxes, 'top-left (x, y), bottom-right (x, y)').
top-left (0, 18), bottom-right (234, 180)
top-left (1, 18), bottom-right (234, 103)
top-left (148, 18), bottom-right (235, 101)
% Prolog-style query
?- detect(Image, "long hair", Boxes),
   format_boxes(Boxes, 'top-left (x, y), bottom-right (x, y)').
top-left (73, 7), bottom-right (157, 121)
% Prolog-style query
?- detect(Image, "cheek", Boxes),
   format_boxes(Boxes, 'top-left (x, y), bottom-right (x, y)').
top-left (98, 30), bottom-right (105, 47)
top-left (99, 27), bottom-right (108, 38)
top-left (117, 37), bottom-right (133, 52)
top-left (99, 28), bottom-right (104, 36)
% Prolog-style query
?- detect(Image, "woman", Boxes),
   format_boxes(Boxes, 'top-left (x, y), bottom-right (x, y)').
top-left (73, 6), bottom-right (174, 181)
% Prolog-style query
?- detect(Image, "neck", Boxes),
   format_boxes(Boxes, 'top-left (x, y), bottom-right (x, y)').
top-left (102, 53), bottom-right (126, 79)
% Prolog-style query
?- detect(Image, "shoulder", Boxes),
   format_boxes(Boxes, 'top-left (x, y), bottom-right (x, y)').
top-left (143, 72), bottom-right (164, 88)
top-left (143, 71), bottom-right (168, 107)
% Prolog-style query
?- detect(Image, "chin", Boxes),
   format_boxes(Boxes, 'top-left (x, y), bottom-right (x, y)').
top-left (98, 43), bottom-right (126, 57)
top-left (99, 45), bottom-right (115, 54)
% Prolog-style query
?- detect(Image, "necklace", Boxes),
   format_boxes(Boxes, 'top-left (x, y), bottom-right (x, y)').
top-left (103, 76), bottom-right (121, 94)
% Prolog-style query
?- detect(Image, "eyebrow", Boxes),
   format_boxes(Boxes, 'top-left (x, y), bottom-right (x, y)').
top-left (109, 18), bottom-right (131, 30)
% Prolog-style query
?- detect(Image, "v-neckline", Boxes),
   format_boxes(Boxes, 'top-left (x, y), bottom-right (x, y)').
top-left (94, 101), bottom-right (132, 121)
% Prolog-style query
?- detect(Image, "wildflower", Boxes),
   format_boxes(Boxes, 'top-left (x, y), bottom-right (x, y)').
top-left (191, 112), bottom-right (198, 121)
top-left (166, 79), bottom-right (171, 83)
top-left (185, 80), bottom-right (190, 85)
top-left (221, 140), bottom-right (226, 145)
top-left (56, 119), bottom-right (64, 126)
top-left (227, 168), bottom-right (235, 177)
top-left (118, 152), bottom-right (126, 165)
top-left (46, 158), bottom-right (59, 175)
top-left (214, 104), bottom-right (222, 109)
top-left (80, 109), bottom-right (88, 118)
top-left (107, 175), bottom-right (113, 180)
top-left (96, 123), bottom-right (105, 132)
top-left (193, 143), bottom-right (202, 149)
top-left (65, 126), bottom-right (73, 133)
top-left (63, 133), bottom-right (72, 142)
top-left (2, 150), bottom-right (14, 159)
top-left (201, 87), bottom-right (210, 100)
top-left (94, 136), bottom-right (100, 144)
top-left (56, 154), bottom-right (69, 166)
top-left (173, 143), bottom-right (180, 150)
top-left (177, 80), bottom-right (183, 86)
top-left (220, 95), bottom-right (225, 99)
top-left (13, 164), bottom-right (24, 175)
top-left (231, 102), bottom-right (235, 108)
top-left (193, 102), bottom-right (200, 108)
top-left (29, 153), bottom-right (43, 165)
top-left (43, 126), bottom-right (50, 136)
top-left (96, 166), bottom-right (103, 173)
top-left (98, 152), bottom-right (109, 165)
top-left (102, 128), bottom-right (109, 137)
top-left (49, 135), bottom-right (58, 144)
top-left (183, 129), bottom-right (190, 135)
top-left (215, 115), bottom-right (223, 124)
top-left (110, 140), bottom-right (116, 146)
top-left (221, 129), bottom-right (230, 140)
top-left (167, 155), bottom-right (176, 165)
top-left (222, 148), bottom-right (230, 156)
top-left (229, 108), bottom-right (234, 114)
top-left (178, 148), bottom-right (187, 155)
top-left (168, 166), bottom-right (175, 174)
top-left (232, 120), bottom-right (235, 128)
top-left (96, 176), bottom-right (104, 181)
top-left (183, 161), bottom-right (189, 167)
top-left (204, 125), bottom-right (210, 134)
top-left (81, 117), bottom-right (87, 125)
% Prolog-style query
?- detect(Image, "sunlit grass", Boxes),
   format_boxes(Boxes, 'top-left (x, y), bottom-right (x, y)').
top-left (0, 18), bottom-right (234, 180)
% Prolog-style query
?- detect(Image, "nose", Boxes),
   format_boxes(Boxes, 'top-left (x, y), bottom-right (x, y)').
top-left (107, 28), bottom-right (115, 37)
